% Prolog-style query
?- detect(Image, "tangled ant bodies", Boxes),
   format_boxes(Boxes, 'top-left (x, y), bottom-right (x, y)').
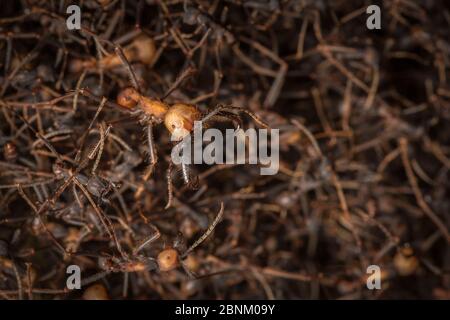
top-left (114, 86), bottom-right (270, 200)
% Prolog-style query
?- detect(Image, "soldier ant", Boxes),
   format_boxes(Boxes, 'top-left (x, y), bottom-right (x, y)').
top-left (115, 86), bottom-right (270, 201)
top-left (69, 35), bottom-right (156, 73)
top-left (81, 202), bottom-right (224, 295)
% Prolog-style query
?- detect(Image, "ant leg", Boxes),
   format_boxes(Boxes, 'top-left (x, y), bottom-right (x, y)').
top-left (31, 129), bottom-right (74, 149)
top-left (73, 178), bottom-right (127, 260)
top-left (32, 183), bottom-right (44, 203)
top-left (78, 89), bottom-right (126, 112)
top-left (91, 123), bottom-right (109, 175)
top-left (132, 224), bottom-right (161, 255)
top-left (0, 38), bottom-right (45, 97)
top-left (4, 36), bottom-right (12, 75)
top-left (204, 112), bottom-right (243, 130)
top-left (200, 104), bottom-right (269, 130)
top-left (17, 185), bottom-right (67, 255)
top-left (182, 163), bottom-right (199, 190)
top-left (113, 29), bottom-right (142, 46)
top-left (190, 69), bottom-right (222, 104)
top-left (199, 108), bottom-right (222, 126)
top-left (216, 105), bottom-right (270, 129)
top-left (11, 258), bottom-right (23, 300)
top-left (234, 36), bottom-right (288, 107)
top-left (55, 47), bottom-right (68, 90)
top-left (162, 66), bottom-right (197, 100)
top-left (11, 108), bottom-right (66, 163)
top-left (73, 179), bottom-right (110, 235)
top-left (134, 123), bottom-right (157, 199)
top-left (214, 38), bottom-right (224, 78)
top-left (80, 271), bottom-right (110, 288)
top-left (146, 123), bottom-right (158, 172)
top-left (75, 97), bottom-right (107, 163)
top-left (181, 202), bottom-right (224, 258)
top-left (72, 184), bottom-right (85, 216)
top-left (0, 178), bottom-right (55, 190)
top-left (181, 162), bottom-right (190, 186)
top-left (114, 45), bottom-right (141, 93)
top-left (47, 174), bottom-right (94, 237)
top-left (135, 0), bottom-right (144, 28)
top-left (180, 260), bottom-right (198, 279)
top-left (72, 69), bottom-right (87, 114)
top-left (122, 272), bottom-right (129, 298)
top-left (8, 109), bottom-right (84, 229)
top-left (93, 38), bottom-right (106, 95)
top-left (87, 125), bottom-right (111, 166)
top-left (99, 129), bottom-right (133, 152)
top-left (165, 162), bottom-right (174, 209)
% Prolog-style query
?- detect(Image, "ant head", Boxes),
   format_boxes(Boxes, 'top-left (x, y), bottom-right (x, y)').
top-left (117, 87), bottom-right (141, 109)
top-left (129, 35), bottom-right (156, 65)
top-left (164, 103), bottom-right (202, 141)
top-left (157, 247), bottom-right (179, 272)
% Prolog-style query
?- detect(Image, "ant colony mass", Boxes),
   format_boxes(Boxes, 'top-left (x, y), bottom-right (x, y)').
top-left (40, 30), bottom-right (275, 286)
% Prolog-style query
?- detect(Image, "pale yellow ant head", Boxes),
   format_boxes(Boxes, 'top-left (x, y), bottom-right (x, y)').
top-left (130, 35), bottom-right (156, 65)
top-left (157, 248), bottom-right (179, 272)
top-left (164, 103), bottom-right (201, 141)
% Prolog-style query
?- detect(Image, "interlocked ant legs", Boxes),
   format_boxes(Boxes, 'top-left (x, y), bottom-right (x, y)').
top-left (79, 202), bottom-right (225, 296)
top-left (7, 102), bottom-right (126, 260)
